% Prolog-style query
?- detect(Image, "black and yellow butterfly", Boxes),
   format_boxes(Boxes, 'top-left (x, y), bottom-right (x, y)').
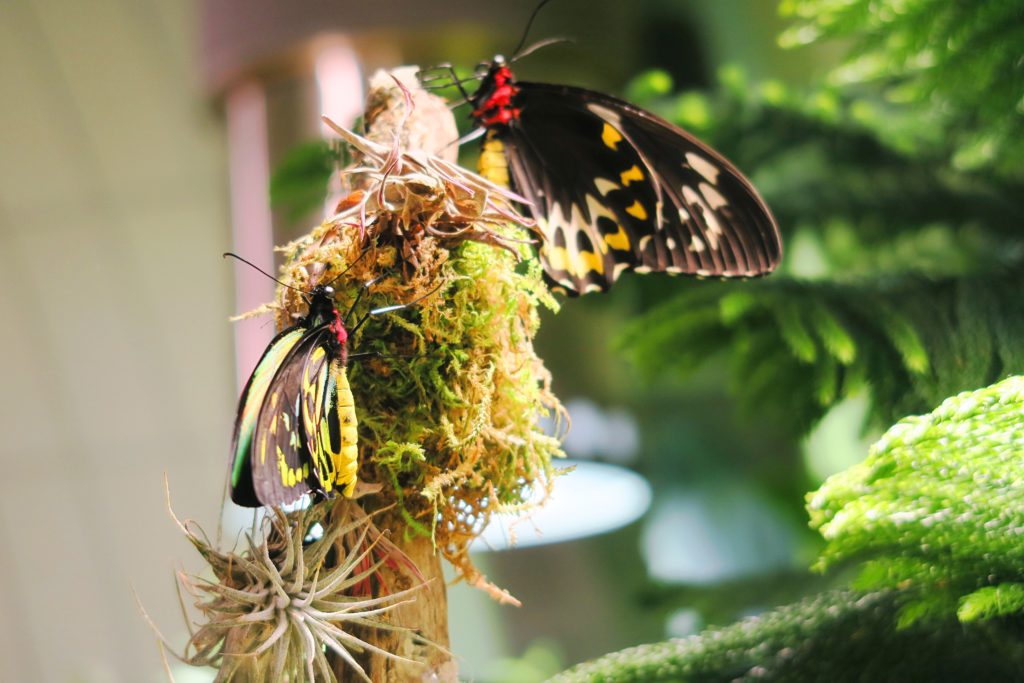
top-left (458, 56), bottom-right (782, 295)
top-left (227, 256), bottom-right (429, 508)
top-left (229, 279), bottom-right (359, 508)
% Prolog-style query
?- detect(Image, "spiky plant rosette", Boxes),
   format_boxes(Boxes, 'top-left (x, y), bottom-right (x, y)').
top-left (264, 105), bottom-right (566, 600)
top-left (321, 113), bottom-right (536, 271)
top-left (159, 497), bottom-right (429, 683)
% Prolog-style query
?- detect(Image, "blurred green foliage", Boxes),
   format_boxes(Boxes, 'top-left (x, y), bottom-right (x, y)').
top-left (269, 139), bottom-right (350, 220)
top-left (779, 0), bottom-right (1024, 178)
top-left (558, 0), bottom-right (1024, 679)
top-left (619, 272), bottom-right (1024, 435)
top-left (553, 377), bottom-right (1024, 682)
top-left (618, 26), bottom-right (1024, 437)
top-left (485, 639), bottom-right (566, 683)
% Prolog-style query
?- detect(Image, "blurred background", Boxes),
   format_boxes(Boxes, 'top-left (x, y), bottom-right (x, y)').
top-left (0, 1), bottom-right (851, 681)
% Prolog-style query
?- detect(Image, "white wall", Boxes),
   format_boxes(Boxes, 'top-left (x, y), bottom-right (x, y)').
top-left (0, 1), bottom-right (235, 680)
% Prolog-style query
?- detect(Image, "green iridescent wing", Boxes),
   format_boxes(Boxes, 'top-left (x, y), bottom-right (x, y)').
top-left (229, 325), bottom-right (318, 507)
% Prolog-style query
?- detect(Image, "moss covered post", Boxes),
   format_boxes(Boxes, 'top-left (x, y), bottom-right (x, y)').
top-left (274, 68), bottom-right (564, 681)
top-left (165, 66), bottom-right (563, 683)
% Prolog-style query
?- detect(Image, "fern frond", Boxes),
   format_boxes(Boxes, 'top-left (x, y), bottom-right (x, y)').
top-left (547, 589), bottom-right (1024, 682)
top-left (779, 0), bottom-right (1024, 178)
top-left (551, 376), bottom-right (1024, 682)
top-left (618, 273), bottom-right (1024, 436)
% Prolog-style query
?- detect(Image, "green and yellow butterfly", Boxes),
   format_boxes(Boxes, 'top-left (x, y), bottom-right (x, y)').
top-left (227, 255), bottom-right (433, 508)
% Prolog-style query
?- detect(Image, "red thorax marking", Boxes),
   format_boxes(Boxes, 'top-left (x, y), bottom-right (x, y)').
top-left (330, 309), bottom-right (348, 346)
top-left (473, 66), bottom-right (521, 128)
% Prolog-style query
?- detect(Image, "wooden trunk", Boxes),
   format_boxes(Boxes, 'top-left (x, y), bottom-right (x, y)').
top-left (335, 517), bottom-right (457, 682)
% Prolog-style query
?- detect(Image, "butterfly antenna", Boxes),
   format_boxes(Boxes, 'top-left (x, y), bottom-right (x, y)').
top-left (323, 245), bottom-right (373, 289)
top-left (511, 0), bottom-right (557, 58)
top-left (511, 36), bottom-right (574, 63)
top-left (222, 252), bottom-right (305, 293)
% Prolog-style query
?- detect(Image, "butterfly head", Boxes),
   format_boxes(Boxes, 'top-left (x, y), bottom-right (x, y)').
top-left (308, 284), bottom-right (348, 349)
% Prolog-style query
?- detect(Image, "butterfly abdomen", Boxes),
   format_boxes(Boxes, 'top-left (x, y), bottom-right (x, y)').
top-left (480, 130), bottom-right (511, 187)
top-left (333, 365), bottom-right (359, 497)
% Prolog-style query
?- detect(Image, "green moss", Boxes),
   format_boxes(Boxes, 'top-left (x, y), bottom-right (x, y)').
top-left (272, 206), bottom-right (564, 587)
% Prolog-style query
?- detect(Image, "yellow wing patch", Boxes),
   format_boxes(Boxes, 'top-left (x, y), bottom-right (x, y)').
top-left (544, 245), bottom-right (605, 278)
top-left (578, 249), bottom-right (604, 275)
top-left (276, 446), bottom-right (309, 488)
top-left (625, 200), bottom-right (649, 220)
top-left (604, 224), bottom-right (631, 251)
top-left (601, 123), bottom-right (623, 150)
top-left (619, 165), bottom-right (643, 186)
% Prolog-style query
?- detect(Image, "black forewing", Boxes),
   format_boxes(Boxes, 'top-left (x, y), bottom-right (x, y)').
top-left (230, 325), bottom-right (306, 507)
top-left (503, 82), bottom-right (781, 294)
top-left (245, 327), bottom-right (333, 507)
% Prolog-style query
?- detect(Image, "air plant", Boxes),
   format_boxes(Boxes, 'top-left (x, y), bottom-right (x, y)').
top-left (152, 491), bottom-right (431, 683)
top-left (321, 111), bottom-right (537, 274)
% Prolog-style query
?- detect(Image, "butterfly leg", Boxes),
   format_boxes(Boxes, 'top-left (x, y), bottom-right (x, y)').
top-left (349, 280), bottom-right (445, 336)
top-left (417, 63), bottom-right (472, 103)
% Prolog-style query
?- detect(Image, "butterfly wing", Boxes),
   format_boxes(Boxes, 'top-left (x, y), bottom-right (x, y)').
top-left (229, 326), bottom-right (306, 507)
top-left (500, 82), bottom-right (781, 294)
top-left (230, 326), bottom-right (328, 507)
top-left (300, 348), bottom-right (359, 498)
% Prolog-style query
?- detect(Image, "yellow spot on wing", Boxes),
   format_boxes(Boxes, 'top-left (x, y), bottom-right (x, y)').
top-left (577, 250), bottom-right (604, 275)
top-left (544, 246), bottom-right (570, 272)
top-left (543, 245), bottom-right (604, 277)
top-left (625, 200), bottom-right (648, 220)
top-left (601, 123), bottom-right (622, 150)
top-left (604, 224), bottom-right (631, 251)
top-left (619, 165), bottom-right (643, 186)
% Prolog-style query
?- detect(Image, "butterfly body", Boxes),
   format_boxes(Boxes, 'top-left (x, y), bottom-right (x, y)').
top-left (472, 60), bottom-right (521, 126)
top-left (230, 285), bottom-right (360, 508)
top-left (469, 56), bottom-right (782, 295)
